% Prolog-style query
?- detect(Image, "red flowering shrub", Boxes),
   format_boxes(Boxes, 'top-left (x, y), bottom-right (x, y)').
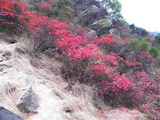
top-left (94, 34), bottom-right (125, 53)
top-left (0, 0), bottom-right (29, 33)
top-left (40, 1), bottom-right (52, 10)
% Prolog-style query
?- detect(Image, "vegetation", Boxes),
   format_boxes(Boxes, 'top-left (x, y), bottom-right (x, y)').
top-left (130, 38), bottom-right (148, 51)
top-left (154, 33), bottom-right (160, 46)
top-left (102, 0), bottom-right (122, 19)
top-left (130, 26), bottom-right (148, 37)
top-left (0, 0), bottom-right (160, 119)
top-left (149, 46), bottom-right (159, 58)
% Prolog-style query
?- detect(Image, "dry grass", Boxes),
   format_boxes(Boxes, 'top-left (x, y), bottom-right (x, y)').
top-left (0, 82), bottom-right (28, 119)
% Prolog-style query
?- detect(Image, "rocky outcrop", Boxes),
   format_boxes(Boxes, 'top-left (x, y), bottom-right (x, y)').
top-left (91, 19), bottom-right (111, 29)
top-left (79, 5), bottom-right (100, 25)
top-left (91, 19), bottom-right (111, 36)
top-left (109, 28), bottom-right (121, 37)
top-left (17, 86), bottom-right (39, 113)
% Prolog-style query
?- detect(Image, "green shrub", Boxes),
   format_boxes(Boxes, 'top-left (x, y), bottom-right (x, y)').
top-left (0, 26), bottom-right (12, 35)
top-left (140, 38), bottom-right (148, 51)
top-left (140, 28), bottom-right (147, 36)
top-left (149, 46), bottom-right (159, 58)
top-left (104, 0), bottom-right (122, 19)
top-left (155, 33), bottom-right (160, 44)
top-left (131, 27), bottom-right (147, 37)
top-left (130, 40), bottom-right (140, 46)
top-left (34, 4), bottom-right (41, 11)
top-left (57, 0), bottom-right (71, 6)
top-left (130, 38), bottom-right (148, 51)
top-left (130, 40), bottom-right (140, 50)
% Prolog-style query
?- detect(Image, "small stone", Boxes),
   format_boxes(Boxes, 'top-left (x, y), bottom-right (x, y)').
top-left (0, 55), bottom-right (7, 62)
top-left (64, 106), bottom-right (73, 113)
top-left (0, 64), bottom-right (8, 72)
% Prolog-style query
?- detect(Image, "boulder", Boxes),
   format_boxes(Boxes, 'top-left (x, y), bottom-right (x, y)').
top-left (109, 28), bottom-right (121, 37)
top-left (72, 84), bottom-right (107, 109)
top-left (80, 5), bottom-right (99, 16)
top-left (0, 107), bottom-right (24, 120)
top-left (91, 19), bottom-right (111, 29)
top-left (92, 92), bottom-right (107, 109)
top-left (79, 5), bottom-right (100, 25)
top-left (88, 29), bottom-right (97, 36)
top-left (17, 86), bottom-right (38, 113)
top-left (91, 19), bottom-right (111, 36)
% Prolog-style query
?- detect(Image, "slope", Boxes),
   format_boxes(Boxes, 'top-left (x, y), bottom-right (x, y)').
top-left (0, 33), bottom-right (147, 120)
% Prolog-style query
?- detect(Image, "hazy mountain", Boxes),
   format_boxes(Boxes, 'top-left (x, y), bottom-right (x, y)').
top-left (149, 31), bottom-right (159, 36)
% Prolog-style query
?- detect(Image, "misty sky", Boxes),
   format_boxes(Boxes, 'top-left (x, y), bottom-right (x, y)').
top-left (119, 0), bottom-right (160, 32)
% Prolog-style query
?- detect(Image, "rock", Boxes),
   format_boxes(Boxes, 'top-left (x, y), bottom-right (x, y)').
top-left (91, 19), bottom-right (111, 30)
top-left (0, 107), bottom-right (24, 120)
top-left (0, 64), bottom-right (8, 72)
top-left (92, 92), bottom-right (107, 109)
top-left (80, 5), bottom-right (99, 16)
top-left (91, 19), bottom-right (111, 36)
top-left (0, 54), bottom-right (7, 62)
top-left (15, 47), bottom-right (26, 54)
top-left (109, 28), bottom-right (121, 37)
top-left (17, 86), bottom-right (38, 113)
top-left (17, 77), bottom-right (34, 87)
top-left (88, 29), bottom-right (97, 36)
top-left (79, 5), bottom-right (100, 25)
top-left (72, 84), bottom-right (107, 109)
top-left (63, 106), bottom-right (73, 113)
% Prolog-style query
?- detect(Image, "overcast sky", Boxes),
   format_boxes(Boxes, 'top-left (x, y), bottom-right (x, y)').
top-left (118, 0), bottom-right (160, 32)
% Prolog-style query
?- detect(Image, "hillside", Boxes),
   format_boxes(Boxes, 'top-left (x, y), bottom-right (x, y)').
top-left (0, 0), bottom-right (160, 120)
top-left (0, 33), bottom-right (147, 120)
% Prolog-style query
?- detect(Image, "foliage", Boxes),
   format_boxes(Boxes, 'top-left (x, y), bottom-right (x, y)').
top-left (154, 33), bottom-right (160, 46)
top-left (130, 40), bottom-right (140, 50)
top-left (155, 33), bottom-right (160, 41)
top-left (131, 27), bottom-right (147, 37)
top-left (130, 38), bottom-right (148, 51)
top-left (51, 0), bottom-right (74, 21)
top-left (140, 38), bottom-right (148, 51)
top-left (0, 0), bottom-right (29, 34)
top-left (102, 0), bottom-right (122, 19)
top-left (149, 46), bottom-right (159, 58)
top-left (92, 19), bottom-right (111, 36)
